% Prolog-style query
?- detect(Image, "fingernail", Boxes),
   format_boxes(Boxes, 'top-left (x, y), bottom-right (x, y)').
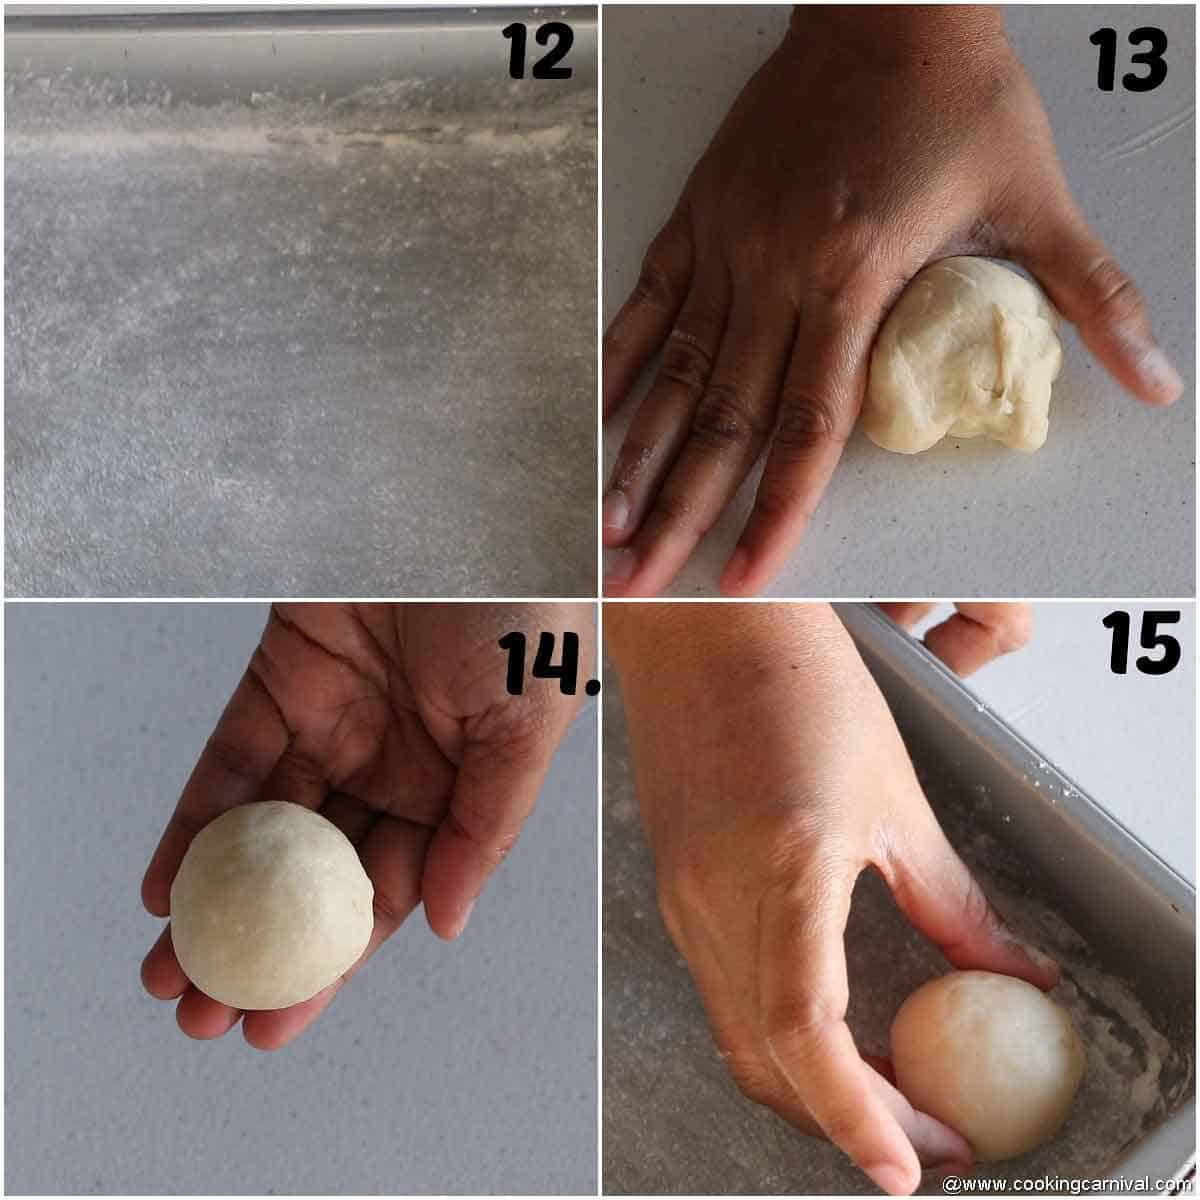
top-left (604, 548), bottom-right (636, 591)
top-left (602, 489), bottom-right (630, 533)
top-left (448, 898), bottom-right (476, 940)
top-left (1137, 345), bottom-right (1184, 403)
top-left (863, 1162), bottom-right (913, 1196)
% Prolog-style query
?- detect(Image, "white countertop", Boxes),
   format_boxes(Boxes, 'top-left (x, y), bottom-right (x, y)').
top-left (907, 600), bottom-right (1195, 883)
top-left (603, 5), bottom-right (1195, 597)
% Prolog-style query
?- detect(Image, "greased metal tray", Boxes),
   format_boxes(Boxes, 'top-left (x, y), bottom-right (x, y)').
top-left (838, 603), bottom-right (1195, 1189)
top-left (603, 607), bottom-right (1194, 1195)
top-left (6, 6), bottom-right (597, 596)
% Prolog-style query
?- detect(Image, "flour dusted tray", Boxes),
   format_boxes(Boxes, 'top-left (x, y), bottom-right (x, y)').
top-left (838, 603), bottom-right (1195, 1190)
top-left (5, 7), bottom-right (597, 596)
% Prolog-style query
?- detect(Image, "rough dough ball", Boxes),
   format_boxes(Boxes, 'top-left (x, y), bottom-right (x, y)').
top-left (170, 801), bottom-right (374, 1010)
top-left (890, 970), bottom-right (1085, 1162)
top-left (863, 257), bottom-right (1062, 453)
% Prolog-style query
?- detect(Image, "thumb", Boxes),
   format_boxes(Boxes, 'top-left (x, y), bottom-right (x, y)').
top-left (1010, 193), bottom-right (1182, 406)
top-left (877, 802), bottom-right (1060, 990)
top-left (421, 704), bottom-right (572, 940)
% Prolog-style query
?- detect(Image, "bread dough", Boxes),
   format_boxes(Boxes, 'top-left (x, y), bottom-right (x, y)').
top-left (863, 257), bottom-right (1062, 454)
top-left (170, 801), bottom-right (374, 1010)
top-left (890, 970), bottom-right (1085, 1161)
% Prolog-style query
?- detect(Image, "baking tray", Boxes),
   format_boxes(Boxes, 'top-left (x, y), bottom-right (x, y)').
top-left (602, 606), bottom-right (1195, 1194)
top-left (5, 6), bottom-right (597, 596)
top-left (839, 603), bottom-right (1196, 1187)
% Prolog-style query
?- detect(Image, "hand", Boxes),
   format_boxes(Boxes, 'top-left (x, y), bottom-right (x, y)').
top-left (607, 603), bottom-right (1057, 1195)
top-left (141, 602), bottom-right (590, 1049)
top-left (877, 602), bottom-right (1032, 677)
top-left (603, 8), bottom-right (1182, 598)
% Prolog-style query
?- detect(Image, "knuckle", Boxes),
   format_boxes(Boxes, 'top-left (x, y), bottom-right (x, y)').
top-left (822, 1100), bottom-right (870, 1149)
top-left (657, 337), bottom-right (716, 399)
top-left (689, 383), bottom-right (770, 456)
top-left (960, 874), bottom-right (999, 932)
top-left (747, 479), bottom-right (815, 533)
top-left (1079, 257), bottom-right (1146, 327)
top-left (632, 229), bottom-right (687, 312)
top-left (993, 607), bottom-right (1033, 654)
top-left (445, 805), bottom-right (521, 866)
top-left (765, 988), bottom-right (842, 1047)
top-left (726, 1053), bottom-right (778, 1108)
top-left (772, 396), bottom-right (850, 464)
top-left (647, 485), bottom-right (710, 539)
top-left (609, 438), bottom-right (656, 492)
top-left (203, 733), bottom-right (265, 785)
top-left (372, 881), bottom-right (416, 929)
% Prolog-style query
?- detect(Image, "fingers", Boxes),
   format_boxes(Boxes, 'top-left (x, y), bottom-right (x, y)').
top-left (141, 664), bottom-right (289, 917)
top-left (175, 988), bottom-right (242, 1040)
top-left (756, 878), bottom-right (925, 1196)
top-left (604, 297), bottom-right (795, 596)
top-left (603, 219), bottom-right (693, 419)
top-left (242, 981), bottom-right (344, 1051)
top-left (1013, 197), bottom-right (1182, 406)
top-left (924, 603), bottom-right (1032, 676)
top-left (141, 904), bottom-right (244, 1041)
top-left (879, 805), bottom-right (1060, 991)
top-left (876, 603), bottom-right (937, 632)
top-left (872, 1073), bottom-right (973, 1172)
top-left (721, 297), bottom-right (878, 596)
top-left (683, 926), bottom-right (968, 1177)
top-left (602, 267), bottom-right (731, 558)
top-left (421, 700), bottom-right (575, 940)
top-left (141, 925), bottom-right (189, 1000)
top-left (877, 602), bottom-right (1033, 677)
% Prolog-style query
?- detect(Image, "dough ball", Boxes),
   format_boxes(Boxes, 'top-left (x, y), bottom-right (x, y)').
top-left (170, 801), bottom-right (374, 1010)
top-left (863, 257), bottom-right (1062, 454)
top-left (890, 970), bottom-right (1085, 1162)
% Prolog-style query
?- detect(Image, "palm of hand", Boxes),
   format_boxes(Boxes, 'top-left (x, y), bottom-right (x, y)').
top-left (141, 603), bottom-right (572, 1049)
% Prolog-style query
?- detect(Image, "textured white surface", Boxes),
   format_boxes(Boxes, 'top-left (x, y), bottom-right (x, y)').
top-left (908, 600), bottom-right (1195, 882)
top-left (603, 5), bottom-right (1195, 597)
top-left (5, 603), bottom-right (598, 1194)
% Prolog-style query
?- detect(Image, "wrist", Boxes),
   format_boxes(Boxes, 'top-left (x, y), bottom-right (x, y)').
top-left (608, 602), bottom-right (847, 694)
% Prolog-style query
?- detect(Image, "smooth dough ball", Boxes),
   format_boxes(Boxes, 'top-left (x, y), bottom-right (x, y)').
top-left (890, 970), bottom-right (1085, 1162)
top-left (863, 257), bottom-right (1062, 454)
top-left (170, 801), bottom-right (374, 1010)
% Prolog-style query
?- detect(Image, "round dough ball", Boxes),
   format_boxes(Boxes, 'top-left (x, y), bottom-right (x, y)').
top-left (170, 801), bottom-right (374, 1010)
top-left (863, 257), bottom-right (1062, 454)
top-left (890, 970), bottom-right (1085, 1162)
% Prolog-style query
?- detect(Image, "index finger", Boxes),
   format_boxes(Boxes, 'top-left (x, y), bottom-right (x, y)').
top-left (141, 661), bottom-right (288, 917)
top-left (757, 877), bottom-right (926, 1196)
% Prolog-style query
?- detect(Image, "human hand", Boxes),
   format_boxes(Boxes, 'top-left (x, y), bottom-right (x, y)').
top-left (142, 602), bottom-right (590, 1049)
top-left (603, 8), bottom-right (1182, 597)
top-left (607, 603), bottom-right (1058, 1195)
top-left (877, 602), bottom-right (1032, 677)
